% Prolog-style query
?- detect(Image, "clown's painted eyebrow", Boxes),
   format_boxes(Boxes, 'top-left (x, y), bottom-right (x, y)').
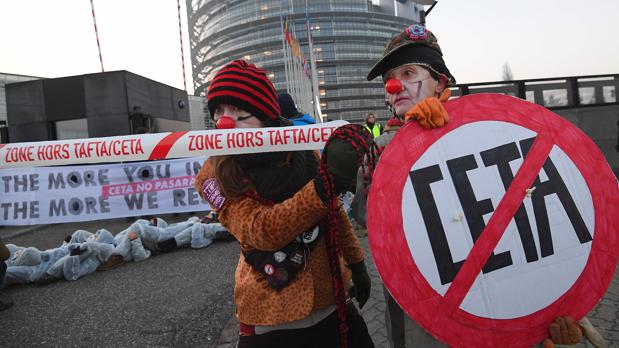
top-left (236, 115), bottom-right (254, 121)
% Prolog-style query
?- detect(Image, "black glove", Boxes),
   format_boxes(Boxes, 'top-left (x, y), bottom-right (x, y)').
top-left (348, 261), bottom-right (371, 309)
top-left (314, 138), bottom-right (361, 202)
top-left (325, 138), bottom-right (363, 194)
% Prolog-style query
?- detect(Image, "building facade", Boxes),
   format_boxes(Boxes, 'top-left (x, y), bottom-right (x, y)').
top-left (187, 0), bottom-right (423, 124)
top-left (189, 94), bottom-right (214, 130)
top-left (0, 73), bottom-right (41, 142)
top-left (5, 71), bottom-right (190, 143)
top-left (1, 73), bottom-right (41, 124)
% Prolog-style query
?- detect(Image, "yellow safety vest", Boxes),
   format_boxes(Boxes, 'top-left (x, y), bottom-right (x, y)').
top-left (364, 124), bottom-right (381, 138)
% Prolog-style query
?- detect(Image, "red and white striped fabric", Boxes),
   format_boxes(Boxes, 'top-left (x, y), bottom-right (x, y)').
top-left (0, 121), bottom-right (347, 169)
top-left (177, 0), bottom-right (187, 90)
top-left (90, 0), bottom-right (105, 72)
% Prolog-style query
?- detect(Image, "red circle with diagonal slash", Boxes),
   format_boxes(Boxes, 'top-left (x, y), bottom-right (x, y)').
top-left (367, 93), bottom-right (619, 347)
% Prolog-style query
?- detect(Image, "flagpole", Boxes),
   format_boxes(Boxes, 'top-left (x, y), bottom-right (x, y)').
top-left (280, 14), bottom-right (290, 95)
top-left (176, 0), bottom-right (187, 90)
top-left (305, 0), bottom-right (322, 121)
top-left (289, 0), bottom-right (298, 101)
top-left (89, 0), bottom-right (105, 72)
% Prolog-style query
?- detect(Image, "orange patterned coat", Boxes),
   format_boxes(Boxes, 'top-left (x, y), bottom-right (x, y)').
top-left (195, 158), bottom-right (365, 326)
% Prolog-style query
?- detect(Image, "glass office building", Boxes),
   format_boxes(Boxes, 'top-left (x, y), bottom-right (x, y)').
top-left (186, 0), bottom-right (423, 123)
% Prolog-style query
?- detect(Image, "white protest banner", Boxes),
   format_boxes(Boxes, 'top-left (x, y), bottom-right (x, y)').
top-left (0, 157), bottom-right (210, 225)
top-left (0, 120), bottom-right (347, 169)
top-left (368, 94), bottom-right (618, 347)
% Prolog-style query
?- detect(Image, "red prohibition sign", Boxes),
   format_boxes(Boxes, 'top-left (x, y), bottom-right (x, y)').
top-left (368, 93), bottom-right (619, 347)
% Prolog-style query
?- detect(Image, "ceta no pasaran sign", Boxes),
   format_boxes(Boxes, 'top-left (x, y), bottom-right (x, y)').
top-left (367, 93), bottom-right (618, 348)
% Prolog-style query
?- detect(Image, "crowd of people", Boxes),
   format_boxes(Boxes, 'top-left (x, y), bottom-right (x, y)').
top-left (0, 22), bottom-right (610, 348)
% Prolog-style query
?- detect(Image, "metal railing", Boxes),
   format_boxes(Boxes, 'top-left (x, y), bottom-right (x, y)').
top-left (452, 74), bottom-right (619, 110)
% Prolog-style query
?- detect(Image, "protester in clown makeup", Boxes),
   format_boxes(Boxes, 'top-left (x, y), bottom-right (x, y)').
top-left (194, 59), bottom-right (375, 348)
top-left (359, 24), bottom-right (608, 348)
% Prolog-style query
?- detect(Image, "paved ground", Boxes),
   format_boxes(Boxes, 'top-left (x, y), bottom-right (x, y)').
top-left (215, 234), bottom-right (619, 348)
top-left (0, 215), bottom-right (237, 348)
top-left (1, 219), bottom-right (618, 347)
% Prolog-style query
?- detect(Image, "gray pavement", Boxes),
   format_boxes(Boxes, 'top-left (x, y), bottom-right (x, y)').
top-left (1, 219), bottom-right (618, 347)
top-left (0, 215), bottom-right (237, 347)
top-left (216, 235), bottom-right (619, 348)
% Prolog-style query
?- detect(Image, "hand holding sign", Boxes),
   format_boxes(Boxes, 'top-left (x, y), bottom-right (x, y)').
top-left (368, 94), bottom-right (618, 347)
top-left (540, 315), bottom-right (610, 348)
top-left (546, 317), bottom-right (583, 346)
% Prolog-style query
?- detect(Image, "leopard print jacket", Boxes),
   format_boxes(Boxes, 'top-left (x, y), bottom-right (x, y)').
top-left (195, 158), bottom-right (365, 325)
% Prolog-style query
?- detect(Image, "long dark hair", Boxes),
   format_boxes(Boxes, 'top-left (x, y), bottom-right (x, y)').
top-left (210, 155), bottom-right (252, 199)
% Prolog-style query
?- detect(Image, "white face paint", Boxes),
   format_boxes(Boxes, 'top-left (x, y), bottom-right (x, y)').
top-left (213, 104), bottom-right (264, 129)
top-left (384, 64), bottom-right (444, 117)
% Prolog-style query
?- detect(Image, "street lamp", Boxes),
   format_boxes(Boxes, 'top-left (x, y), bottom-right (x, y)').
top-left (417, 0), bottom-right (438, 25)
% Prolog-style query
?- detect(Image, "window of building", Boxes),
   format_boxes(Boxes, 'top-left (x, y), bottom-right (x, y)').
top-left (151, 118), bottom-right (190, 133)
top-left (54, 118), bottom-right (88, 140)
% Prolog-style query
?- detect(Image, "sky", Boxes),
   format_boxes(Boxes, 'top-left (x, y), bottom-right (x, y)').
top-left (1, 0), bottom-right (618, 96)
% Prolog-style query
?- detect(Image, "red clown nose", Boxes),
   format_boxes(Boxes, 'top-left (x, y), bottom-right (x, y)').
top-left (385, 79), bottom-right (403, 94)
top-left (216, 116), bottom-right (236, 129)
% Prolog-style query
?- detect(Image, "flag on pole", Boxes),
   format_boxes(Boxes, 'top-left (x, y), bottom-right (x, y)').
top-left (281, 13), bottom-right (318, 120)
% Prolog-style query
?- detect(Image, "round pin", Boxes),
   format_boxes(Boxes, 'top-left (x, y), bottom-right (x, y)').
top-left (264, 264), bottom-right (275, 275)
top-left (274, 251), bottom-right (287, 263)
top-left (302, 227), bottom-right (319, 243)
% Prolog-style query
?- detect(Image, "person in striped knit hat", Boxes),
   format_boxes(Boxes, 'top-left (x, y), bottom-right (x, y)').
top-left (195, 59), bottom-right (375, 348)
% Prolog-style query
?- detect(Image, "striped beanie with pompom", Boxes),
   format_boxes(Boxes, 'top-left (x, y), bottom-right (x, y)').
top-left (207, 60), bottom-right (281, 123)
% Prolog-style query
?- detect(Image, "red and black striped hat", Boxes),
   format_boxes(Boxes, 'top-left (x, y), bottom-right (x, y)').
top-left (207, 60), bottom-right (281, 122)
